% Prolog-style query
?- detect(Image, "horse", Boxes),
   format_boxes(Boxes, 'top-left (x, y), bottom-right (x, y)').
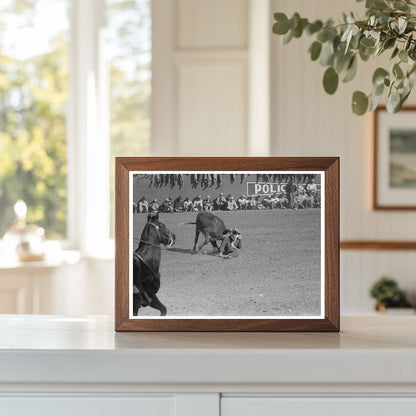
top-left (133, 212), bottom-right (175, 316)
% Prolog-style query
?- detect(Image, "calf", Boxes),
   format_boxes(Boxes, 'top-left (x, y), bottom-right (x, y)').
top-left (190, 212), bottom-right (227, 252)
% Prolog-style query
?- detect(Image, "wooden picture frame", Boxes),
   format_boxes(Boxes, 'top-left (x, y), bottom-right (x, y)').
top-left (373, 106), bottom-right (416, 210)
top-left (115, 157), bottom-right (339, 332)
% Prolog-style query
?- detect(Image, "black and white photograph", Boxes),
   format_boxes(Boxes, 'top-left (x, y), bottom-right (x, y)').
top-left (129, 171), bottom-right (324, 319)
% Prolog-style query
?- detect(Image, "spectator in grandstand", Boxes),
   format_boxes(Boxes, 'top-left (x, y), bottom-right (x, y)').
top-left (193, 195), bottom-right (204, 212)
top-left (237, 195), bottom-right (248, 210)
top-left (262, 195), bottom-right (272, 209)
top-left (255, 196), bottom-right (265, 209)
top-left (173, 196), bottom-right (184, 212)
top-left (293, 186), bottom-right (306, 210)
top-left (137, 197), bottom-right (149, 213)
top-left (149, 198), bottom-right (159, 213)
top-left (305, 177), bottom-right (318, 195)
top-left (270, 193), bottom-right (279, 209)
top-left (160, 197), bottom-right (174, 213)
top-left (203, 195), bottom-right (213, 211)
top-left (214, 192), bottom-right (227, 210)
top-left (226, 195), bottom-right (238, 211)
top-left (286, 179), bottom-right (298, 209)
top-left (218, 228), bottom-right (242, 258)
top-left (247, 196), bottom-right (257, 210)
top-left (183, 197), bottom-right (193, 212)
top-left (277, 193), bottom-right (288, 209)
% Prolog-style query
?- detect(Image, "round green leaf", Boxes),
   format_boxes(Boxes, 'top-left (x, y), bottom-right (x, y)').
top-left (387, 88), bottom-right (401, 113)
top-left (359, 44), bottom-right (375, 62)
top-left (352, 91), bottom-right (369, 115)
top-left (323, 67), bottom-right (339, 95)
top-left (334, 52), bottom-right (352, 73)
top-left (360, 37), bottom-right (375, 48)
top-left (384, 37), bottom-right (396, 50)
top-left (400, 88), bottom-right (411, 107)
top-left (293, 18), bottom-right (308, 38)
top-left (342, 56), bottom-right (358, 83)
top-left (405, 34), bottom-right (413, 51)
top-left (309, 41), bottom-right (322, 61)
top-left (391, 47), bottom-right (399, 59)
top-left (320, 41), bottom-right (335, 66)
top-left (393, 63), bottom-right (404, 79)
top-left (282, 29), bottom-right (293, 44)
top-left (373, 82), bottom-right (385, 96)
top-left (369, 92), bottom-right (383, 112)
top-left (273, 13), bottom-right (290, 35)
top-left (317, 30), bottom-right (328, 43)
top-left (307, 20), bottom-right (323, 35)
top-left (372, 68), bottom-right (389, 86)
top-left (290, 12), bottom-right (301, 30)
top-left (399, 50), bottom-right (408, 63)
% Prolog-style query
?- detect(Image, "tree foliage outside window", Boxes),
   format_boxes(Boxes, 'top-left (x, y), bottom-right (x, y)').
top-left (106, 0), bottom-right (151, 237)
top-left (0, 0), bottom-right (151, 241)
top-left (0, 0), bottom-right (70, 238)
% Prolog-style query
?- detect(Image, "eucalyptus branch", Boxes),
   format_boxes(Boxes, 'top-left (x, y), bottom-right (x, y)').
top-left (272, 0), bottom-right (416, 115)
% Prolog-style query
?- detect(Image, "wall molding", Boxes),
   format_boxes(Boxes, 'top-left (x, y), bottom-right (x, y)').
top-left (340, 241), bottom-right (416, 250)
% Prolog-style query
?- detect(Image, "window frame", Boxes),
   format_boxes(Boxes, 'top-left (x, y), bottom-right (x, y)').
top-left (67, 0), bottom-right (112, 257)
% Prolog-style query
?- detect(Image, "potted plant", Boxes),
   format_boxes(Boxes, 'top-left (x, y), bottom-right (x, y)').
top-left (369, 276), bottom-right (414, 313)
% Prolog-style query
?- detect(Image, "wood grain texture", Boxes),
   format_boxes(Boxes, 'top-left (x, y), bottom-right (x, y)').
top-left (341, 241), bottom-right (416, 250)
top-left (114, 160), bottom-right (130, 330)
top-left (373, 106), bottom-right (416, 210)
top-left (115, 157), bottom-right (340, 332)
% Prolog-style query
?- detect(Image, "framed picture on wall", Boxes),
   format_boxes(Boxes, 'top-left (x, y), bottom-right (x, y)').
top-left (374, 106), bottom-right (416, 210)
top-left (115, 157), bottom-right (339, 332)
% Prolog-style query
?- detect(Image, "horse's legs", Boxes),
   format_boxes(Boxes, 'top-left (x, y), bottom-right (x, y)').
top-left (193, 229), bottom-right (200, 251)
top-left (133, 293), bottom-right (140, 316)
top-left (150, 295), bottom-right (167, 316)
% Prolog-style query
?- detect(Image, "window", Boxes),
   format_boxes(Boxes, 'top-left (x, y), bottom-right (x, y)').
top-left (106, 0), bottom-right (151, 237)
top-left (0, 0), bottom-right (151, 251)
top-left (0, 0), bottom-right (70, 239)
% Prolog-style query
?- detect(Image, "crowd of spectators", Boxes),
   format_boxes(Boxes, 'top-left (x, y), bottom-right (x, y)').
top-left (134, 179), bottom-right (321, 213)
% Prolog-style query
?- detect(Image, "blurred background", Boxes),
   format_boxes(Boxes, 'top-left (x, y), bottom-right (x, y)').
top-left (0, 0), bottom-right (415, 316)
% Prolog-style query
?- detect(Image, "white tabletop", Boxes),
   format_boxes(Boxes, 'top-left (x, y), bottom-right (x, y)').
top-left (0, 315), bottom-right (415, 386)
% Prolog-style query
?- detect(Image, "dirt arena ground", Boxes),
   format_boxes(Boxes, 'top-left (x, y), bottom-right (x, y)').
top-left (132, 209), bottom-right (322, 317)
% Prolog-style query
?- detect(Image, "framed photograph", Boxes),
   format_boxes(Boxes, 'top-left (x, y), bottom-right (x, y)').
top-left (115, 157), bottom-right (339, 332)
top-left (374, 106), bottom-right (416, 210)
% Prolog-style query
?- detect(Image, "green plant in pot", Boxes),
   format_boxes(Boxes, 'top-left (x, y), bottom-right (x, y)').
top-left (369, 276), bottom-right (412, 311)
top-left (272, 0), bottom-right (416, 115)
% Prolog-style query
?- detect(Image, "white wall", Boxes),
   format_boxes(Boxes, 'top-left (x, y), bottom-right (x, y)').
top-left (152, 0), bottom-right (271, 156)
top-left (271, 0), bottom-right (416, 313)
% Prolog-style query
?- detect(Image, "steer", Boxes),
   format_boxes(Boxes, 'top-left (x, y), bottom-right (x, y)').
top-left (191, 212), bottom-right (227, 252)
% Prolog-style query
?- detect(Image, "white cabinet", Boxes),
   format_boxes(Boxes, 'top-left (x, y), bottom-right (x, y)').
top-left (1, 397), bottom-right (175, 416)
top-left (222, 398), bottom-right (416, 416)
top-left (0, 316), bottom-right (416, 415)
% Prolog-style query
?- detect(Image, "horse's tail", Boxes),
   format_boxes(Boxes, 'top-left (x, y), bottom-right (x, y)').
top-left (178, 221), bottom-right (196, 226)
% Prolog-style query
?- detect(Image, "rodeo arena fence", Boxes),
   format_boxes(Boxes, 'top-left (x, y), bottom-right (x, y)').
top-left (133, 174), bottom-right (321, 214)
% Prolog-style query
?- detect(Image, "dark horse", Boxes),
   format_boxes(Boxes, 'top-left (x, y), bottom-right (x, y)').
top-left (133, 212), bottom-right (176, 316)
